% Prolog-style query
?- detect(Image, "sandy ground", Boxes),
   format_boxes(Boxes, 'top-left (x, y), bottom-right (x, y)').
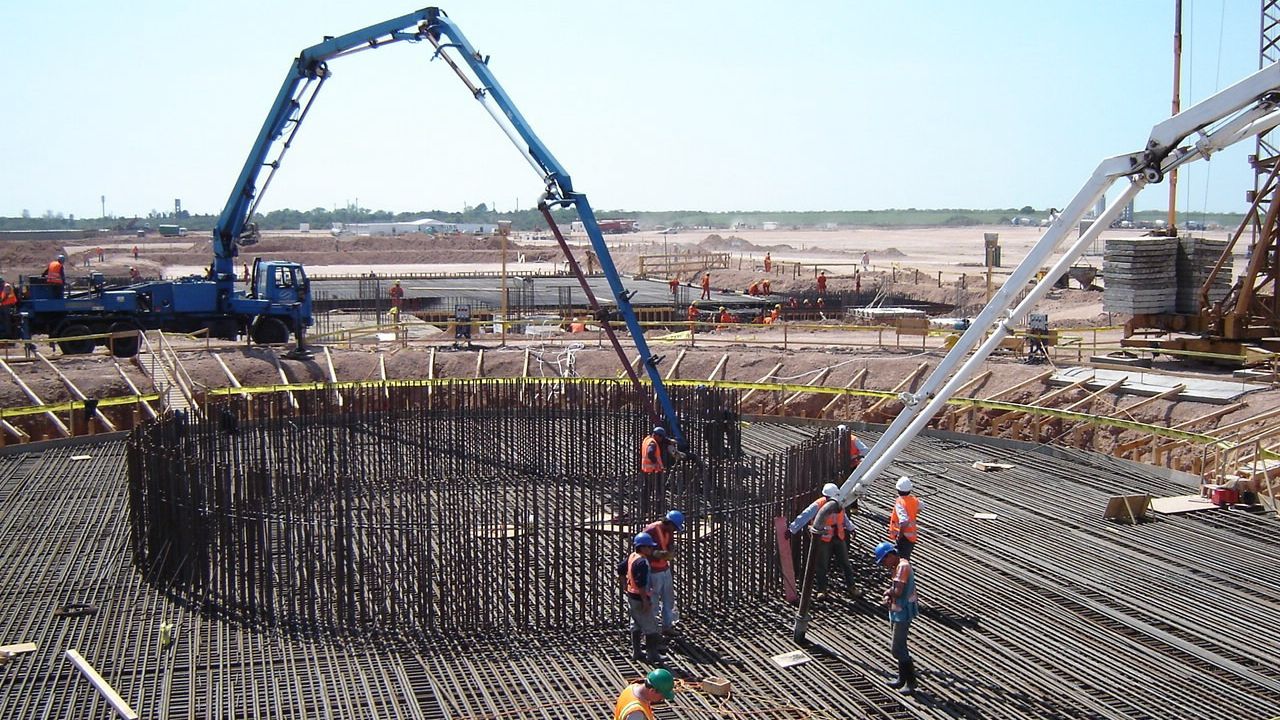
top-left (0, 226), bottom-right (1274, 466)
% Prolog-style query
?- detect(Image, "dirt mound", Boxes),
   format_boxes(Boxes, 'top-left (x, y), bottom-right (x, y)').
top-left (876, 247), bottom-right (908, 258)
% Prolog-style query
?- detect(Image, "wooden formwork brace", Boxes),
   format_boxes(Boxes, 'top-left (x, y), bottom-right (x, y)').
top-left (474, 348), bottom-right (485, 379)
top-left (706, 354), bottom-right (729, 382)
top-left (741, 363), bottom-right (784, 404)
top-left (938, 369), bottom-right (993, 426)
top-left (1117, 384), bottom-right (1185, 415)
top-left (378, 353), bottom-right (389, 398)
top-left (322, 346), bottom-right (344, 406)
top-left (0, 359), bottom-right (70, 438)
top-left (1171, 401), bottom-right (1248, 431)
top-left (865, 362), bottom-right (928, 417)
top-left (36, 354), bottom-right (116, 432)
top-left (820, 367), bottom-right (870, 415)
top-left (213, 353), bottom-right (243, 389)
top-left (1116, 435), bottom-right (1155, 461)
top-left (991, 375), bottom-right (1093, 426)
top-left (981, 370), bottom-right (1053, 402)
top-left (783, 367), bottom-right (832, 407)
top-left (270, 352), bottom-right (299, 410)
top-left (112, 360), bottom-right (157, 422)
top-left (1062, 377), bottom-right (1125, 413)
top-left (664, 348), bottom-right (687, 381)
top-left (1205, 404), bottom-right (1280, 439)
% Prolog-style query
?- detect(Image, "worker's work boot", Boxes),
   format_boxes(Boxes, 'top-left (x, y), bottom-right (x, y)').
top-left (846, 587), bottom-right (863, 600)
top-left (645, 634), bottom-right (665, 665)
top-left (902, 660), bottom-right (917, 695)
top-left (888, 660), bottom-right (909, 689)
top-left (630, 629), bottom-right (645, 661)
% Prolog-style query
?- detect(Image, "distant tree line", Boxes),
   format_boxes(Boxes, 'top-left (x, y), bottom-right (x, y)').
top-left (0, 206), bottom-right (1248, 233)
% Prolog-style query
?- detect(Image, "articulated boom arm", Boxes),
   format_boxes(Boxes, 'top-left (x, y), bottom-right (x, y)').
top-left (834, 62), bottom-right (1280, 506)
top-left (213, 8), bottom-right (438, 281)
top-left (423, 10), bottom-right (688, 445)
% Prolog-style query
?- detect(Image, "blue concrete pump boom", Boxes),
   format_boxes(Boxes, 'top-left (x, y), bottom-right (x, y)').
top-left (215, 7), bottom-right (688, 445)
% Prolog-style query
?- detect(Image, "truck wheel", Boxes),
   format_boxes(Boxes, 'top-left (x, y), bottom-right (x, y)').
top-left (252, 317), bottom-right (290, 346)
top-left (56, 324), bottom-right (96, 355)
top-left (109, 322), bottom-right (140, 358)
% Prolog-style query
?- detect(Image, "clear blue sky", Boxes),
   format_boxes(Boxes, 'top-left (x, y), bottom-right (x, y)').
top-left (0, 1), bottom-right (1264, 219)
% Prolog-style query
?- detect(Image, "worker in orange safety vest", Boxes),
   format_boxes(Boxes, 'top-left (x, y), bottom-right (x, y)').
top-left (816, 271), bottom-right (827, 295)
top-left (838, 424), bottom-right (869, 470)
top-left (0, 277), bottom-right (16, 337)
top-left (42, 254), bottom-right (66, 297)
top-left (763, 252), bottom-right (772, 273)
top-left (613, 668), bottom-right (674, 720)
top-left (700, 273), bottom-right (711, 300)
top-left (786, 482), bottom-right (860, 599)
top-left (639, 427), bottom-right (680, 519)
top-left (617, 532), bottom-right (662, 662)
top-left (888, 476), bottom-right (919, 559)
top-left (641, 510), bottom-right (684, 636)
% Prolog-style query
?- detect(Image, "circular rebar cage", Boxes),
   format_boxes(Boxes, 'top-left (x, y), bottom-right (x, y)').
top-left (127, 380), bottom-right (839, 641)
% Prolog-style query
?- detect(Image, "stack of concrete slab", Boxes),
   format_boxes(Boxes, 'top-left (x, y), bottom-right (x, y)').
top-left (1175, 236), bottom-right (1232, 313)
top-left (1102, 237), bottom-right (1178, 314)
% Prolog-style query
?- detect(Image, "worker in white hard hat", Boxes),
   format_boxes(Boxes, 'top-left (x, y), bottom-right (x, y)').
top-left (836, 424), bottom-right (869, 470)
top-left (888, 476), bottom-right (919, 559)
top-left (785, 482), bottom-right (860, 599)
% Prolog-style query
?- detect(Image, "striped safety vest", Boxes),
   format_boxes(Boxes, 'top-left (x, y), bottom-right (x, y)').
top-left (640, 436), bottom-right (664, 474)
top-left (889, 495), bottom-right (919, 543)
top-left (614, 684), bottom-right (656, 720)
top-left (814, 497), bottom-right (847, 543)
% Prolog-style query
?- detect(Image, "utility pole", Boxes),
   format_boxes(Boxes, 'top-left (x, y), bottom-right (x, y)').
top-left (100, 195), bottom-right (106, 220)
top-left (1168, 0), bottom-right (1182, 232)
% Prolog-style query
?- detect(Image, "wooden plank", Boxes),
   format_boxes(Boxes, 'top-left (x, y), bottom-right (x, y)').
top-left (1117, 383), bottom-right (1185, 414)
top-left (783, 367), bottom-right (831, 407)
top-left (774, 516), bottom-right (798, 604)
top-left (982, 370), bottom-right (1053, 401)
top-left (706, 354), bottom-right (729, 382)
top-left (1102, 494), bottom-right (1151, 524)
top-left (1062, 377), bottom-right (1125, 413)
top-left (0, 359), bottom-right (70, 438)
top-left (1171, 401), bottom-right (1248, 431)
top-left (270, 353), bottom-right (299, 410)
top-left (212, 353), bottom-right (242, 388)
top-left (113, 361), bottom-right (157, 421)
top-left (820, 375), bottom-right (860, 415)
top-left (322, 346), bottom-right (344, 406)
top-left (0, 418), bottom-right (28, 442)
top-left (1207, 404), bottom-right (1280, 437)
top-left (741, 363), bottom-right (783, 404)
top-left (36, 354), bottom-right (118, 432)
top-left (993, 375), bottom-right (1094, 424)
top-left (474, 348), bottom-right (485, 379)
top-left (664, 348), bottom-right (687, 381)
top-left (0, 642), bottom-right (36, 655)
top-left (866, 362), bottom-right (928, 416)
top-left (65, 649), bottom-right (139, 720)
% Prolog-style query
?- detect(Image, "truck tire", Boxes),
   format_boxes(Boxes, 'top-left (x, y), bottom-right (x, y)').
top-left (56, 323), bottom-right (96, 355)
top-left (108, 322), bottom-right (140, 358)
top-left (251, 317), bottom-right (290, 346)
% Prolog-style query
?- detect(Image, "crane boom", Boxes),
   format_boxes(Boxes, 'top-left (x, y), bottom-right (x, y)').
top-left (836, 63), bottom-right (1280, 504)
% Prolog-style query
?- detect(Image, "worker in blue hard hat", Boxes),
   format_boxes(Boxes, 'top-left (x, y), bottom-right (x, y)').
top-left (874, 540), bottom-right (919, 694)
top-left (642, 509), bottom-right (684, 638)
top-left (786, 482), bottom-right (860, 600)
top-left (618, 532), bottom-right (662, 663)
top-left (638, 426), bottom-right (683, 520)
top-left (614, 668), bottom-right (674, 720)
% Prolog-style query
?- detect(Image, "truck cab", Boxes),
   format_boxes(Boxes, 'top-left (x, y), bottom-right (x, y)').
top-left (241, 259), bottom-right (313, 345)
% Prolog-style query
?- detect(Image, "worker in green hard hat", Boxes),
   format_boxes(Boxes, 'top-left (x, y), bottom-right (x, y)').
top-left (613, 668), bottom-right (675, 720)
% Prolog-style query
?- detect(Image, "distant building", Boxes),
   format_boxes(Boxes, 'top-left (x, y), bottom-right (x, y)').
top-left (761, 221), bottom-right (779, 231)
top-left (337, 218), bottom-right (496, 236)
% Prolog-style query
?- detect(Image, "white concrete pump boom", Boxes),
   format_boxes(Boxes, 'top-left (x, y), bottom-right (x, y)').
top-left (834, 62), bottom-right (1280, 507)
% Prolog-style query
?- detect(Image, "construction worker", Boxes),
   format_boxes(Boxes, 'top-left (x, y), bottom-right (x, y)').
top-left (42, 254), bottom-right (66, 297)
top-left (686, 302), bottom-right (699, 334)
top-left (786, 483), bottom-right (859, 599)
top-left (763, 252), bottom-right (772, 273)
top-left (668, 275), bottom-right (679, 298)
top-left (242, 263), bottom-right (250, 284)
top-left (613, 668), bottom-right (675, 720)
top-left (642, 510), bottom-right (684, 636)
top-left (618, 532), bottom-right (662, 662)
top-left (761, 278), bottom-right (770, 295)
top-left (639, 427), bottom-right (678, 519)
top-left (389, 279), bottom-right (404, 309)
top-left (837, 424), bottom-right (868, 470)
top-left (816, 271), bottom-right (827, 295)
top-left (96, 246), bottom-right (104, 262)
top-left (569, 317), bottom-right (587, 332)
top-left (700, 273), bottom-right (711, 300)
top-left (132, 245), bottom-right (139, 261)
top-left (717, 306), bottom-right (732, 326)
top-left (874, 541), bottom-right (919, 694)
top-left (129, 267), bottom-right (142, 283)
top-left (888, 476), bottom-right (919, 559)
top-left (746, 280), bottom-right (760, 296)
top-left (0, 277), bottom-right (16, 336)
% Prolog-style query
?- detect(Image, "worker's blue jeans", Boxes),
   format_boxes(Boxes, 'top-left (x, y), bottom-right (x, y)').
top-left (648, 569), bottom-right (676, 631)
top-left (890, 619), bottom-right (913, 663)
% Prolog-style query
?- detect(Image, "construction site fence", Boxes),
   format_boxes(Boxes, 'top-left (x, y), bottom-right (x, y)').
top-left (125, 380), bottom-right (845, 641)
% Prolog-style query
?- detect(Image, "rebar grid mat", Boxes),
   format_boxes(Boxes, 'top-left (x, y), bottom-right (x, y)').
top-left (126, 380), bottom-right (842, 641)
top-left (7, 427), bottom-right (1280, 718)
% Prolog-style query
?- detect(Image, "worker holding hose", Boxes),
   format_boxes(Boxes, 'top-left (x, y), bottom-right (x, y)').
top-left (786, 483), bottom-right (860, 599)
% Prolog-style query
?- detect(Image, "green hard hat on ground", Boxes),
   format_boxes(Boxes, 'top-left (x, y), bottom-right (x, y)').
top-left (646, 668), bottom-right (675, 699)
